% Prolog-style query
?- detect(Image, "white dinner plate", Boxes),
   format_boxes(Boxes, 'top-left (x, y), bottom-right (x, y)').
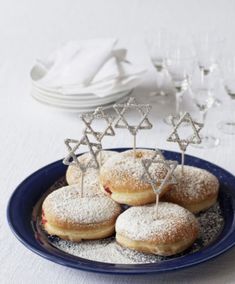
top-left (30, 64), bottom-right (142, 98)
top-left (31, 87), bottom-right (131, 107)
top-left (32, 84), bottom-right (132, 103)
top-left (31, 90), bottom-right (131, 113)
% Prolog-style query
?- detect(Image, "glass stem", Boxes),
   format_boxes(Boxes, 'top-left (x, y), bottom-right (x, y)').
top-left (155, 70), bottom-right (164, 95)
top-left (200, 68), bottom-right (205, 83)
top-left (229, 97), bottom-right (235, 120)
top-left (200, 109), bottom-right (208, 124)
top-left (175, 91), bottom-right (183, 116)
top-left (150, 69), bottom-right (165, 97)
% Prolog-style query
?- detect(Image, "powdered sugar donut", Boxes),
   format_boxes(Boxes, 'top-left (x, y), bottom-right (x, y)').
top-left (162, 165), bottom-right (219, 213)
top-left (116, 202), bottom-right (199, 256)
top-left (67, 169), bottom-right (105, 197)
top-left (99, 149), bottom-right (170, 206)
top-left (42, 185), bottom-right (121, 242)
top-left (66, 150), bottom-right (118, 186)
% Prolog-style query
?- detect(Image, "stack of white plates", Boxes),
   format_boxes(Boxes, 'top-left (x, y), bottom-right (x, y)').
top-left (30, 64), bottom-right (141, 113)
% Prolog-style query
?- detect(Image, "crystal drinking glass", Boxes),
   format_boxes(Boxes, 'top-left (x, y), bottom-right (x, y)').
top-left (164, 41), bottom-right (196, 124)
top-left (190, 76), bottom-right (220, 148)
top-left (194, 33), bottom-right (224, 76)
top-left (194, 32), bottom-right (225, 106)
top-left (217, 56), bottom-right (235, 134)
top-left (146, 29), bottom-right (169, 99)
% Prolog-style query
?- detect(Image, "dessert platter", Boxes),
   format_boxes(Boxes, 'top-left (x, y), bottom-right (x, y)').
top-left (7, 98), bottom-right (235, 274)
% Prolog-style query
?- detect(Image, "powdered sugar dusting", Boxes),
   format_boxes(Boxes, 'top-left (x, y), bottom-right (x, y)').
top-left (100, 149), bottom-right (168, 190)
top-left (68, 170), bottom-right (105, 197)
top-left (116, 202), bottom-right (198, 241)
top-left (52, 237), bottom-right (136, 264)
top-left (164, 165), bottom-right (219, 201)
top-left (66, 150), bottom-right (118, 186)
top-left (49, 203), bottom-right (223, 264)
top-left (42, 186), bottom-right (120, 224)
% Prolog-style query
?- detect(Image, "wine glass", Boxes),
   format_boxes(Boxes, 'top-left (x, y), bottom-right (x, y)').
top-left (217, 56), bottom-right (235, 135)
top-left (146, 29), bottom-right (169, 98)
top-left (194, 32), bottom-right (225, 106)
top-left (190, 76), bottom-right (220, 148)
top-left (194, 33), bottom-right (224, 75)
top-left (164, 40), bottom-right (196, 124)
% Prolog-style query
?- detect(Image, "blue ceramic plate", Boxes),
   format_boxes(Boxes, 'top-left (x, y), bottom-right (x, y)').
top-left (7, 148), bottom-right (235, 274)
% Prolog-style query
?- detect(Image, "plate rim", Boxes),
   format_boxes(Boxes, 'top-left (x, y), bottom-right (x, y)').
top-left (30, 63), bottom-right (144, 96)
top-left (6, 148), bottom-right (235, 274)
top-left (31, 88), bottom-right (131, 106)
top-left (31, 92), bottom-right (130, 113)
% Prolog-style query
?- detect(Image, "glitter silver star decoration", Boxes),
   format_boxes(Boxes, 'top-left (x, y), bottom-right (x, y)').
top-left (141, 150), bottom-right (178, 195)
top-left (167, 112), bottom-right (203, 152)
top-left (113, 97), bottom-right (153, 136)
top-left (63, 133), bottom-right (102, 173)
top-left (150, 148), bottom-right (166, 162)
top-left (81, 107), bottom-right (115, 142)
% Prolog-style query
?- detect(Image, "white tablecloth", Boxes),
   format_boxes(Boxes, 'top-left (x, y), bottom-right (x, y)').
top-left (1, 1), bottom-right (235, 283)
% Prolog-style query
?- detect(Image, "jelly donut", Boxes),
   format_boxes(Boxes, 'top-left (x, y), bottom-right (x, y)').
top-left (67, 169), bottom-right (105, 197)
top-left (99, 149), bottom-right (170, 206)
top-left (162, 165), bottom-right (219, 213)
top-left (42, 185), bottom-right (121, 242)
top-left (66, 150), bottom-right (118, 186)
top-left (115, 202), bottom-right (199, 256)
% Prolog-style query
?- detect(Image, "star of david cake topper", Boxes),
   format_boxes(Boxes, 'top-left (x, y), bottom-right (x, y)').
top-left (141, 149), bottom-right (178, 219)
top-left (167, 112), bottom-right (203, 174)
top-left (81, 107), bottom-right (115, 166)
top-left (63, 132), bottom-right (102, 197)
top-left (113, 97), bottom-right (153, 157)
top-left (81, 107), bottom-right (115, 142)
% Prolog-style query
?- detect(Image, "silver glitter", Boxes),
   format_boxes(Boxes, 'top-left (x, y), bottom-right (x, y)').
top-left (167, 112), bottom-right (203, 152)
top-left (63, 133), bottom-right (102, 173)
top-left (166, 112), bottom-right (203, 174)
top-left (81, 107), bottom-right (115, 143)
top-left (113, 97), bottom-right (152, 156)
top-left (63, 133), bottom-right (102, 197)
top-left (141, 155), bottom-right (178, 195)
top-left (113, 97), bottom-right (153, 136)
top-left (141, 149), bottom-right (178, 219)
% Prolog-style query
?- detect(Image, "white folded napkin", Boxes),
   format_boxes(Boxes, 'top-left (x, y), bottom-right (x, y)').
top-left (33, 38), bottom-right (145, 97)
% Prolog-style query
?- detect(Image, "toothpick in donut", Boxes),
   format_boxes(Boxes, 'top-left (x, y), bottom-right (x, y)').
top-left (81, 107), bottom-right (115, 166)
top-left (63, 133), bottom-right (102, 197)
top-left (113, 97), bottom-right (152, 158)
top-left (141, 149), bottom-right (178, 219)
top-left (167, 112), bottom-right (203, 175)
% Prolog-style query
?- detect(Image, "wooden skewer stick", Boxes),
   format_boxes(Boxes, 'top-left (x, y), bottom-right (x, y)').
top-left (99, 151), bottom-right (102, 168)
top-left (181, 150), bottom-right (185, 176)
top-left (80, 171), bottom-right (84, 198)
top-left (133, 134), bottom-right (137, 159)
top-left (154, 193), bottom-right (159, 220)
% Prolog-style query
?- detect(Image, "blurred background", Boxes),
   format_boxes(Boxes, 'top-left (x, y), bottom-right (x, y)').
top-left (1, 0), bottom-right (235, 155)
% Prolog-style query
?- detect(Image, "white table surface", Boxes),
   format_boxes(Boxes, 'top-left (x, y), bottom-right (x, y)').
top-left (1, 0), bottom-right (235, 283)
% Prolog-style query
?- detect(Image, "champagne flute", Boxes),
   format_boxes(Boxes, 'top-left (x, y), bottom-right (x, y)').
top-left (190, 76), bottom-right (220, 148)
top-left (217, 56), bottom-right (235, 134)
top-left (146, 29), bottom-right (169, 98)
top-left (164, 40), bottom-right (196, 124)
top-left (194, 32), bottom-right (225, 106)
